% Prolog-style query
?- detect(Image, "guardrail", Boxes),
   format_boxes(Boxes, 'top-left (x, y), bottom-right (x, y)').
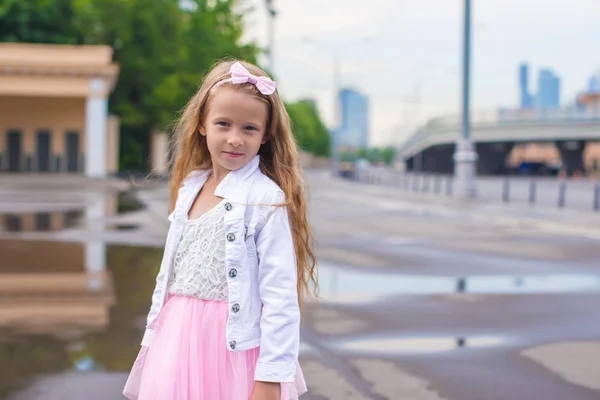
top-left (423, 108), bottom-right (600, 130)
top-left (353, 168), bottom-right (600, 212)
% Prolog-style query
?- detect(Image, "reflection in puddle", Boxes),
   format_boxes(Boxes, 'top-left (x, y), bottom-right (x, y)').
top-left (117, 191), bottom-right (145, 214)
top-left (0, 191), bottom-right (143, 233)
top-left (0, 243), bottom-right (162, 397)
top-left (331, 335), bottom-right (505, 355)
top-left (109, 224), bottom-right (139, 231)
top-left (0, 210), bottom-right (84, 233)
top-left (318, 262), bottom-right (600, 304)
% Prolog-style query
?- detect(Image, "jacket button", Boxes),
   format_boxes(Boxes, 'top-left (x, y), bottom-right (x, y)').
top-left (227, 233), bottom-right (236, 242)
top-left (229, 340), bottom-right (236, 350)
top-left (229, 268), bottom-right (237, 278)
top-left (232, 303), bottom-right (240, 313)
top-left (224, 202), bottom-right (232, 212)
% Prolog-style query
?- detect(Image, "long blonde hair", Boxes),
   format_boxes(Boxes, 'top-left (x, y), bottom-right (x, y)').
top-left (168, 59), bottom-right (318, 306)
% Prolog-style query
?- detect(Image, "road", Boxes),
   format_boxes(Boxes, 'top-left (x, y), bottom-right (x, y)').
top-left (298, 172), bottom-right (600, 399)
top-left (1, 173), bottom-right (600, 399)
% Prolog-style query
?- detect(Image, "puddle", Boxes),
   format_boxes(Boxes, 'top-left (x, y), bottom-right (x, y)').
top-left (108, 224), bottom-right (139, 231)
top-left (330, 335), bottom-right (505, 355)
top-left (117, 191), bottom-right (145, 214)
top-left (0, 191), bottom-right (142, 234)
top-left (318, 262), bottom-right (600, 304)
top-left (0, 241), bottom-right (162, 398)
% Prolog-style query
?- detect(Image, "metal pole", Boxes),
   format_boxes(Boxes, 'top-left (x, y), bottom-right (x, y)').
top-left (331, 54), bottom-right (341, 177)
top-left (502, 179), bottom-right (510, 202)
top-left (462, 0), bottom-right (471, 143)
top-left (558, 181), bottom-right (567, 208)
top-left (453, 0), bottom-right (477, 198)
top-left (529, 180), bottom-right (537, 205)
top-left (265, 1), bottom-right (276, 73)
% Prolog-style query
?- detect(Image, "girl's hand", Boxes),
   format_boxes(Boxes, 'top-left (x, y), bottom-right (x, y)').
top-left (251, 381), bottom-right (281, 400)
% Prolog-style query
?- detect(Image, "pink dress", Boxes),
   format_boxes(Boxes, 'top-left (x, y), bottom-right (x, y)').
top-left (123, 202), bottom-right (307, 400)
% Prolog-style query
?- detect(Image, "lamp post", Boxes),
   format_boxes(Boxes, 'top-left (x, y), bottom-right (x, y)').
top-left (264, 0), bottom-right (276, 73)
top-left (453, 0), bottom-right (478, 198)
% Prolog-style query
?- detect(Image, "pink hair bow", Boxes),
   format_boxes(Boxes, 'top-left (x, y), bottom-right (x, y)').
top-left (229, 62), bottom-right (277, 95)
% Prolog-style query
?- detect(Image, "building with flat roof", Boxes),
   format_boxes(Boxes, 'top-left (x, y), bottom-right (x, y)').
top-left (0, 43), bottom-right (120, 177)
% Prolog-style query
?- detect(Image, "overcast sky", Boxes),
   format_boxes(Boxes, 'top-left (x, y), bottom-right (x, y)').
top-left (241, 0), bottom-right (600, 146)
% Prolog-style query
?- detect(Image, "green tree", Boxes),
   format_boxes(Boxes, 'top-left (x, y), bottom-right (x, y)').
top-left (0, 0), bottom-right (260, 171)
top-left (366, 147), bottom-right (382, 164)
top-left (0, 0), bottom-right (88, 44)
top-left (286, 99), bottom-right (330, 157)
top-left (380, 146), bottom-right (397, 166)
top-left (356, 147), bottom-right (368, 159)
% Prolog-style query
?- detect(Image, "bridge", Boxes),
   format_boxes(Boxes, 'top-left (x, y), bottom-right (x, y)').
top-left (396, 108), bottom-right (600, 176)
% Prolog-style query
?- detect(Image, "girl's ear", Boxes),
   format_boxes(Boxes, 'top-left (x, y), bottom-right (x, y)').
top-left (198, 126), bottom-right (206, 136)
top-left (261, 134), bottom-right (269, 145)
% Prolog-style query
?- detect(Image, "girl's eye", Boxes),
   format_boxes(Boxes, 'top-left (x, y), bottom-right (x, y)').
top-left (245, 126), bottom-right (257, 131)
top-left (216, 121), bottom-right (229, 127)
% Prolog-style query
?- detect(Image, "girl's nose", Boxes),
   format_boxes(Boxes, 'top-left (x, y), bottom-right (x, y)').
top-left (227, 132), bottom-right (244, 147)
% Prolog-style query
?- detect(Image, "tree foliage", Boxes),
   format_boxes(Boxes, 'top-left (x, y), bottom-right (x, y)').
top-left (286, 99), bottom-right (330, 157)
top-left (0, 0), bottom-right (331, 170)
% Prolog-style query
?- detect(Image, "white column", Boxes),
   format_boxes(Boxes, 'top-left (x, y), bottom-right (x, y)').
top-left (85, 78), bottom-right (108, 177)
top-left (151, 130), bottom-right (170, 175)
top-left (85, 193), bottom-right (106, 275)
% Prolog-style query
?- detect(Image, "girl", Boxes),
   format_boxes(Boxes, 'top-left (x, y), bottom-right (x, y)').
top-left (123, 60), bottom-right (317, 400)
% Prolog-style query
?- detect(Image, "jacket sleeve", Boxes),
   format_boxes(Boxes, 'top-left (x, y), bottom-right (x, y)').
top-left (254, 190), bottom-right (301, 383)
top-left (140, 211), bottom-right (176, 347)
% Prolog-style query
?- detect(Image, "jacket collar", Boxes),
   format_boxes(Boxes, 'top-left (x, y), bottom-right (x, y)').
top-left (181, 155), bottom-right (261, 198)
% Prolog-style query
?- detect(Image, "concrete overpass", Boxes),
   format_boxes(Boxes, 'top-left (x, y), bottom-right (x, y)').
top-left (397, 109), bottom-right (600, 176)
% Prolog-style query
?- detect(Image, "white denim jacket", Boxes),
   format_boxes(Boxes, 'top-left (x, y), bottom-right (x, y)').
top-left (141, 155), bottom-right (300, 383)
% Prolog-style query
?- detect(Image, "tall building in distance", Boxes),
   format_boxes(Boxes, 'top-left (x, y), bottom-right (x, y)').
top-left (519, 63), bottom-right (533, 109)
top-left (588, 73), bottom-right (600, 93)
top-left (338, 88), bottom-right (369, 149)
top-left (518, 64), bottom-right (561, 110)
top-left (536, 68), bottom-right (561, 109)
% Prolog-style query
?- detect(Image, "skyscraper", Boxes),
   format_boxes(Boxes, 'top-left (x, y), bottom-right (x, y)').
top-left (519, 63), bottom-right (533, 109)
top-left (588, 74), bottom-right (600, 93)
top-left (338, 88), bottom-right (369, 148)
top-left (536, 69), bottom-right (561, 109)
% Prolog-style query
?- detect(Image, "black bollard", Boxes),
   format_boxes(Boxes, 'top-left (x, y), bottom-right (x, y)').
top-left (558, 181), bottom-right (567, 208)
top-left (434, 175), bottom-right (441, 194)
top-left (412, 175), bottom-right (419, 192)
top-left (528, 180), bottom-right (537, 205)
top-left (446, 177), bottom-right (453, 196)
top-left (422, 175), bottom-right (430, 193)
top-left (594, 184), bottom-right (600, 212)
top-left (502, 179), bottom-right (510, 203)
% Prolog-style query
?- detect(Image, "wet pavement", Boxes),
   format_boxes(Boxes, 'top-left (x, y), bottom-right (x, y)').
top-left (1, 173), bottom-right (599, 399)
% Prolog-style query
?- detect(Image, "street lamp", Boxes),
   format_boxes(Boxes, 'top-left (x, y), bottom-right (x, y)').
top-left (453, 0), bottom-right (478, 198)
top-left (264, 0), bottom-right (277, 73)
top-left (303, 37), bottom-right (372, 177)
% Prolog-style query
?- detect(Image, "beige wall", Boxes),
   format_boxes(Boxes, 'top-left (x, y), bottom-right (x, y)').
top-left (508, 143), bottom-right (561, 166)
top-left (151, 130), bottom-right (170, 175)
top-left (0, 95), bottom-right (85, 152)
top-left (107, 115), bottom-right (120, 174)
top-left (508, 142), bottom-right (600, 171)
top-left (0, 75), bottom-right (92, 98)
top-left (0, 95), bottom-right (120, 173)
top-left (584, 142), bottom-right (600, 169)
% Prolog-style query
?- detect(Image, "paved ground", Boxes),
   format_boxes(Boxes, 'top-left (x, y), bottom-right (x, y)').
top-left (2, 172), bottom-right (600, 399)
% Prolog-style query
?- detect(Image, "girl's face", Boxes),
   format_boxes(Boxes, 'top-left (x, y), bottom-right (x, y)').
top-left (200, 86), bottom-right (269, 175)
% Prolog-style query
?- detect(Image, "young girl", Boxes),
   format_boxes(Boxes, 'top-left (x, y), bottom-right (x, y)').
top-left (123, 60), bottom-right (317, 400)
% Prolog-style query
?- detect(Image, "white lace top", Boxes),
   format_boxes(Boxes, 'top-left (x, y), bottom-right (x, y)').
top-left (167, 201), bottom-right (228, 301)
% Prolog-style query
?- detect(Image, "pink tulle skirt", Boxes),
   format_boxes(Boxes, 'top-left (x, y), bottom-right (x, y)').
top-left (123, 294), bottom-right (307, 400)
